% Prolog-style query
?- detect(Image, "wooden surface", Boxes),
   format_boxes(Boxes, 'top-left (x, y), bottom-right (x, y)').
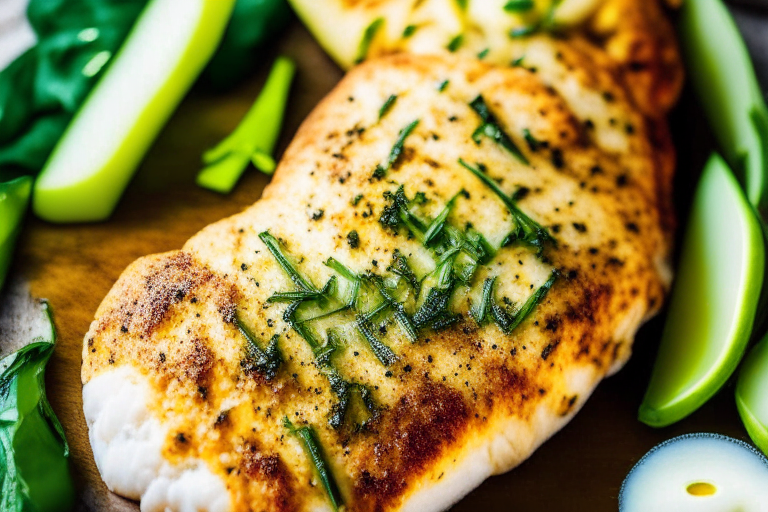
top-left (5, 19), bottom-right (758, 512)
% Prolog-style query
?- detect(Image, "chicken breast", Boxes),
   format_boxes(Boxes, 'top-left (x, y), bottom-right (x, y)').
top-left (82, 48), bottom-right (676, 512)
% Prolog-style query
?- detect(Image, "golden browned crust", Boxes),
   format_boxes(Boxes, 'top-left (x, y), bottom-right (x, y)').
top-left (84, 51), bottom-right (674, 511)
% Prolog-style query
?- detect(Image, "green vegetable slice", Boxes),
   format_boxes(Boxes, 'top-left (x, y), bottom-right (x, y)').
top-left (0, 301), bottom-right (75, 512)
top-left (197, 56), bottom-right (295, 193)
top-left (0, 177), bottom-right (32, 291)
top-left (639, 154), bottom-right (765, 427)
top-left (679, 0), bottom-right (768, 217)
top-left (736, 334), bottom-right (768, 455)
top-left (33, 0), bottom-right (237, 223)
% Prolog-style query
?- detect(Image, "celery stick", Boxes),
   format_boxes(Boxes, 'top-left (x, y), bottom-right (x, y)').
top-left (33, 0), bottom-right (236, 223)
top-left (197, 56), bottom-right (295, 194)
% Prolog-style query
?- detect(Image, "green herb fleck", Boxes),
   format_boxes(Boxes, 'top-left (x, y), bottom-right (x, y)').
top-left (477, 48), bottom-right (490, 60)
top-left (238, 319), bottom-right (282, 380)
top-left (379, 94), bottom-right (398, 120)
top-left (403, 24), bottom-right (418, 38)
top-left (376, 120), bottom-right (420, 178)
top-left (347, 230), bottom-right (360, 249)
top-left (356, 17), bottom-right (385, 64)
top-left (523, 128), bottom-right (543, 152)
top-left (511, 55), bottom-right (525, 67)
top-left (447, 34), bottom-right (464, 52)
top-left (491, 270), bottom-right (557, 333)
top-left (469, 95), bottom-right (529, 165)
top-left (356, 315), bottom-right (398, 366)
top-left (504, 0), bottom-right (535, 11)
top-left (509, 25), bottom-right (538, 38)
top-left (437, 79), bottom-right (450, 92)
top-left (283, 417), bottom-right (343, 510)
top-left (458, 158), bottom-right (555, 254)
top-left (259, 231), bottom-right (318, 292)
top-left (351, 194), bottom-right (363, 206)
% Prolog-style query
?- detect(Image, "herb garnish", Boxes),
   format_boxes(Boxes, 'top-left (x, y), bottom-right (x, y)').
top-left (347, 230), bottom-right (360, 249)
top-left (283, 417), bottom-right (343, 511)
top-left (374, 119), bottom-right (420, 178)
top-left (356, 17), bottom-right (384, 64)
top-left (478, 48), bottom-right (490, 60)
top-left (447, 34), bottom-right (463, 52)
top-left (403, 24), bottom-right (417, 38)
top-left (523, 128), bottom-right (543, 152)
top-left (437, 79), bottom-right (450, 92)
top-left (483, 270), bottom-right (557, 333)
top-left (458, 158), bottom-right (555, 254)
top-left (238, 318), bottom-right (282, 380)
top-left (469, 95), bottom-right (529, 165)
top-left (379, 94), bottom-right (398, 120)
top-left (504, 0), bottom-right (535, 11)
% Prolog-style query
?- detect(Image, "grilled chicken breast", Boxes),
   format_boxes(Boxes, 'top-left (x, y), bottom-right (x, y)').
top-left (82, 41), bottom-right (678, 512)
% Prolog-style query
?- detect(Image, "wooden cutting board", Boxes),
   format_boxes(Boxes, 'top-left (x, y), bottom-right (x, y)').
top-left (5, 19), bottom-right (756, 512)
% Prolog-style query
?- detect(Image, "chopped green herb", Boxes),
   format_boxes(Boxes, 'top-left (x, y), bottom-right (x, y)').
top-left (403, 24), bottom-right (418, 38)
top-left (238, 319), bottom-right (282, 380)
top-left (423, 191), bottom-right (462, 245)
top-left (477, 48), bottom-right (490, 60)
top-left (523, 128), bottom-right (543, 152)
top-left (509, 25), bottom-right (538, 38)
top-left (369, 275), bottom-right (419, 343)
top-left (379, 94), bottom-right (398, 120)
top-left (471, 277), bottom-right (497, 324)
top-left (511, 55), bottom-right (526, 67)
top-left (356, 17), bottom-right (385, 64)
top-left (447, 34), bottom-right (464, 52)
top-left (437, 79), bottom-right (450, 92)
top-left (347, 230), bottom-right (360, 249)
top-left (455, 0), bottom-right (468, 9)
top-left (490, 270), bottom-right (557, 333)
top-left (356, 315), bottom-right (398, 366)
top-left (387, 251), bottom-right (420, 295)
top-left (458, 158), bottom-right (555, 254)
top-left (351, 194), bottom-right (364, 206)
top-left (504, 0), bottom-right (535, 11)
top-left (376, 119), bottom-right (420, 178)
top-left (469, 95), bottom-right (529, 165)
top-left (283, 417), bottom-right (343, 511)
top-left (259, 231), bottom-right (318, 292)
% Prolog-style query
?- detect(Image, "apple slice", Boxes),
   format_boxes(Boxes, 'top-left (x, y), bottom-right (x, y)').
top-left (33, 0), bottom-right (235, 223)
top-left (736, 336), bottom-right (768, 455)
top-left (619, 433), bottom-right (768, 512)
top-left (638, 154), bottom-right (764, 427)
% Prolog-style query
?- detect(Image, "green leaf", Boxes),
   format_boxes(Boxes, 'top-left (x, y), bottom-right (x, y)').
top-left (198, 56), bottom-right (295, 193)
top-left (378, 94), bottom-right (398, 120)
top-left (0, 301), bottom-right (75, 512)
top-left (504, 0), bottom-right (535, 12)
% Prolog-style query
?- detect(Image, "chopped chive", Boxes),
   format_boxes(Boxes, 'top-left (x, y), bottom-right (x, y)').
top-left (379, 94), bottom-right (398, 120)
top-left (325, 257), bottom-right (360, 308)
top-left (403, 24), bottom-right (418, 38)
top-left (511, 55), bottom-right (525, 67)
top-left (369, 275), bottom-right (419, 343)
top-left (267, 290), bottom-right (325, 303)
top-left (477, 48), bottom-right (490, 60)
top-left (523, 128), bottom-right (543, 152)
top-left (491, 270), bottom-right (557, 333)
top-left (283, 418), bottom-right (343, 510)
top-left (458, 158), bottom-right (555, 253)
top-left (356, 315), bottom-right (398, 366)
top-left (437, 79), bottom-right (450, 92)
top-left (469, 95), bottom-right (529, 165)
top-left (509, 25), bottom-right (538, 38)
top-left (351, 194), bottom-right (364, 206)
top-left (387, 251), bottom-right (420, 295)
top-left (471, 277), bottom-right (496, 324)
top-left (356, 17), bottom-right (385, 64)
top-left (447, 34), bottom-right (464, 52)
top-left (455, 0), bottom-right (468, 9)
top-left (259, 231), bottom-right (318, 292)
top-left (238, 319), bottom-right (282, 379)
top-left (377, 120), bottom-right (420, 178)
top-left (504, 0), bottom-right (535, 11)
top-left (423, 191), bottom-right (462, 245)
